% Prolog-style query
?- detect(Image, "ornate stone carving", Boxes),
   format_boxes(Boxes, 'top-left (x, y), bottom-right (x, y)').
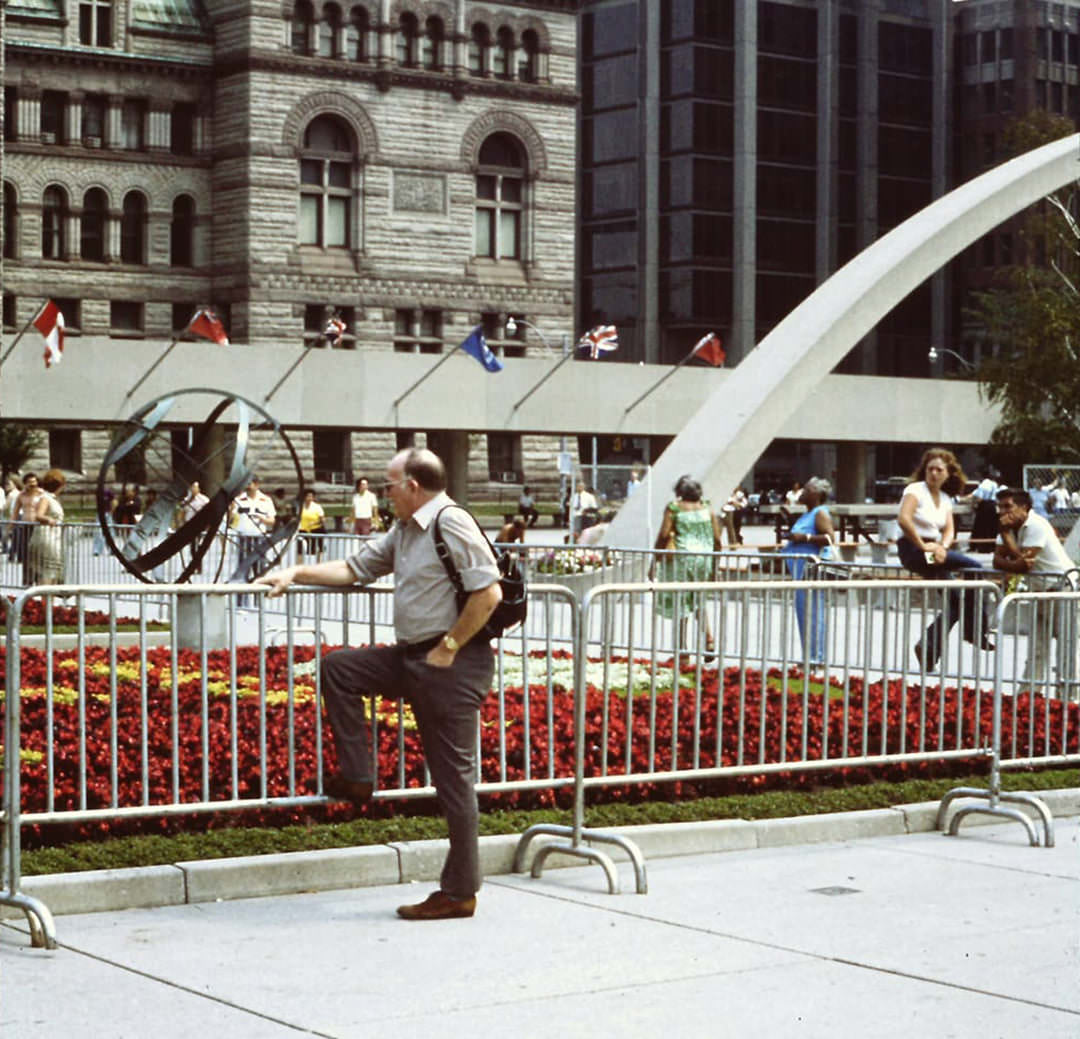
top-left (392, 171), bottom-right (446, 214)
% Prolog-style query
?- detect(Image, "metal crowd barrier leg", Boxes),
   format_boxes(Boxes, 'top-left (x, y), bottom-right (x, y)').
top-left (936, 590), bottom-right (1058, 848)
top-left (2, 589), bottom-right (59, 948)
top-left (0, 888), bottom-right (58, 950)
top-left (512, 586), bottom-right (648, 895)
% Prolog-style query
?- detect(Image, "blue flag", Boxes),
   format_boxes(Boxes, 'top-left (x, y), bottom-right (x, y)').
top-left (459, 326), bottom-right (503, 372)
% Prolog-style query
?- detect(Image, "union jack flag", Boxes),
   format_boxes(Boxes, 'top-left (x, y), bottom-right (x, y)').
top-left (576, 324), bottom-right (618, 359)
top-left (324, 315), bottom-right (347, 347)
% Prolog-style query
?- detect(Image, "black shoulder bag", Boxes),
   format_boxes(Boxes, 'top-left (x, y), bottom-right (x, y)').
top-left (432, 505), bottom-right (527, 638)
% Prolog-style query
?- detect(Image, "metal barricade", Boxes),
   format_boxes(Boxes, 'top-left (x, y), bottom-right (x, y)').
top-left (1, 581), bottom-right (579, 947)
top-left (937, 589), bottom-right (1080, 847)
top-left (517, 578), bottom-right (1004, 892)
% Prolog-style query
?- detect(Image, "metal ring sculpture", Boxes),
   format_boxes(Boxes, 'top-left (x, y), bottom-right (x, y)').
top-left (97, 389), bottom-right (304, 583)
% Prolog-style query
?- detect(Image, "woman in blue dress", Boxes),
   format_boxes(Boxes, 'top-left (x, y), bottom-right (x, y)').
top-left (780, 477), bottom-right (835, 663)
top-left (654, 475), bottom-right (723, 663)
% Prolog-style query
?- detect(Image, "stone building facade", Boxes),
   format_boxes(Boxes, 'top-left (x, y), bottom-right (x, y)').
top-left (1, 0), bottom-right (579, 502)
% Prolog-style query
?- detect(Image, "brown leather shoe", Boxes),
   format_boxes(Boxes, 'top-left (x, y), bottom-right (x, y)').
top-left (321, 774), bottom-right (374, 807)
top-left (397, 890), bottom-right (476, 921)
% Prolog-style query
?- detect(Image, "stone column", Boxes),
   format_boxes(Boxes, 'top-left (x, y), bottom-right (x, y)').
top-left (428, 431), bottom-right (470, 504)
top-left (106, 207), bottom-right (122, 262)
top-left (63, 210), bottom-right (80, 261)
top-left (66, 90), bottom-right (84, 144)
top-left (377, 0), bottom-right (393, 66)
top-left (17, 87), bottom-right (40, 142)
top-left (148, 102), bottom-right (171, 152)
top-left (106, 95), bottom-right (124, 149)
top-left (836, 442), bottom-right (868, 504)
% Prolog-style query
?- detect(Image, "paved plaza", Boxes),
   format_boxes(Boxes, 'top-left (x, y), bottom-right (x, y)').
top-left (2, 813), bottom-right (1077, 1038)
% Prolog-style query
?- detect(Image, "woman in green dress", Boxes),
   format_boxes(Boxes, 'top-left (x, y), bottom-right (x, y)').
top-left (653, 475), bottom-right (723, 663)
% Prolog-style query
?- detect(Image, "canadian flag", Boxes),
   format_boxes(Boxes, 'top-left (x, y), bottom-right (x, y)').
top-left (34, 300), bottom-right (66, 369)
top-left (187, 308), bottom-right (230, 346)
top-left (689, 331), bottom-right (725, 367)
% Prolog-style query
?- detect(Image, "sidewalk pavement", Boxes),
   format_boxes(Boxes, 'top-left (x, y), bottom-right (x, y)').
top-left (3, 797), bottom-right (1078, 1038)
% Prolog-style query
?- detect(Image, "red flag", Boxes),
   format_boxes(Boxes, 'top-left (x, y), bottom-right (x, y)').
top-left (187, 308), bottom-right (229, 346)
top-left (689, 332), bottom-right (725, 367)
top-left (576, 325), bottom-right (619, 359)
top-left (34, 300), bottom-right (65, 369)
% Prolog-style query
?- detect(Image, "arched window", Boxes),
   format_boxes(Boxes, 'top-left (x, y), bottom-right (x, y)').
top-left (474, 133), bottom-right (524, 260)
top-left (3, 182), bottom-right (17, 260)
top-left (292, 0), bottom-right (314, 54)
top-left (41, 186), bottom-right (67, 260)
top-left (397, 13), bottom-right (419, 65)
top-left (422, 16), bottom-right (443, 70)
top-left (519, 29), bottom-right (539, 82)
top-left (346, 6), bottom-right (368, 60)
top-left (319, 3), bottom-right (340, 57)
top-left (171, 194), bottom-right (195, 266)
top-left (493, 26), bottom-right (514, 79)
top-left (299, 115), bottom-right (353, 248)
top-left (120, 191), bottom-right (147, 264)
top-left (81, 187), bottom-right (107, 261)
top-left (468, 23), bottom-right (490, 76)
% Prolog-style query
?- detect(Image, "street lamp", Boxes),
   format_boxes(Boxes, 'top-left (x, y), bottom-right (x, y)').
top-left (505, 316), bottom-right (572, 521)
top-left (504, 315), bottom-right (555, 357)
top-left (928, 346), bottom-right (975, 371)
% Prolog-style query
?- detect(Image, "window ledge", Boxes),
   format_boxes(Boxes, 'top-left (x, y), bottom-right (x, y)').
top-left (466, 257), bottom-right (527, 285)
top-left (294, 246), bottom-right (367, 274)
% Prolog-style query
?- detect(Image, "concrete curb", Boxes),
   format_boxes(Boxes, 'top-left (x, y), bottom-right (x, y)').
top-left (7, 789), bottom-right (1077, 918)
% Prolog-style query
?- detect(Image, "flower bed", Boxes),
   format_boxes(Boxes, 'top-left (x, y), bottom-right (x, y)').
top-left (0, 596), bottom-right (154, 631)
top-left (3, 644), bottom-right (1076, 846)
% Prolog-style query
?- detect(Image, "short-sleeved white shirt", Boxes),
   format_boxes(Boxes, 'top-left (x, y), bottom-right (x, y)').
top-left (901, 481), bottom-right (952, 542)
top-left (997, 511), bottom-right (1076, 589)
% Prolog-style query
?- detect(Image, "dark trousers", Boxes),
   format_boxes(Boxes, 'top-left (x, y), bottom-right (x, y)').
top-left (320, 639), bottom-right (494, 898)
top-left (897, 537), bottom-right (986, 664)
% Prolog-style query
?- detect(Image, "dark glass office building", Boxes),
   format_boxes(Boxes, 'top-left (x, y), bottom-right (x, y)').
top-left (579, 0), bottom-right (950, 382)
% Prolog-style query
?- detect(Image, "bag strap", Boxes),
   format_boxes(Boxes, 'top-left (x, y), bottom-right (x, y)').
top-left (432, 504), bottom-right (500, 602)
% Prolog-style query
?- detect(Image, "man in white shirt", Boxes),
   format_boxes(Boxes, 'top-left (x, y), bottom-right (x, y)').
top-left (230, 476), bottom-right (276, 580)
top-left (994, 488), bottom-right (1077, 686)
top-left (352, 476), bottom-right (380, 535)
top-left (570, 480), bottom-right (598, 542)
top-left (1049, 482), bottom-right (1071, 514)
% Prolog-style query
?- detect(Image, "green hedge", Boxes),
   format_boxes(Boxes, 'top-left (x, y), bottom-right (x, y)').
top-left (21, 768), bottom-right (1077, 876)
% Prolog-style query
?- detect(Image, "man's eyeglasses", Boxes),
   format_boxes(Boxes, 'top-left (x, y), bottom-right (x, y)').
top-left (382, 478), bottom-right (411, 492)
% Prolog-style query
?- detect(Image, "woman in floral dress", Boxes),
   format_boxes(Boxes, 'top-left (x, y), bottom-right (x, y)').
top-left (654, 475), bottom-right (723, 663)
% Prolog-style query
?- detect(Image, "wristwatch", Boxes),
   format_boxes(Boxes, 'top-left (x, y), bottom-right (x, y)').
top-left (442, 633), bottom-right (459, 652)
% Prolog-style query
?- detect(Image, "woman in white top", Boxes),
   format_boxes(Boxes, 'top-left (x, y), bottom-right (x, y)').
top-left (897, 448), bottom-right (991, 668)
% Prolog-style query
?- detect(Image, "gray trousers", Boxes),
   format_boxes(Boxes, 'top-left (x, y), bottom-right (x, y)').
top-left (320, 639), bottom-right (494, 898)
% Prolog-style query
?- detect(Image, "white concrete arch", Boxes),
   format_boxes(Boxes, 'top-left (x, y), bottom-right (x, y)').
top-left (605, 133), bottom-right (1080, 547)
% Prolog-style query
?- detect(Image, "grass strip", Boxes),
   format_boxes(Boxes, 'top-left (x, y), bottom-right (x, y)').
top-left (20, 768), bottom-right (1077, 876)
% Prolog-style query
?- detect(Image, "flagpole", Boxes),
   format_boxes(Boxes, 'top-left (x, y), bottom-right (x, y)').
top-left (623, 353), bottom-right (693, 414)
top-left (264, 344), bottom-right (316, 405)
top-left (125, 334), bottom-right (182, 400)
top-left (0, 308), bottom-right (41, 368)
top-left (511, 349), bottom-right (576, 411)
top-left (392, 344), bottom-right (462, 414)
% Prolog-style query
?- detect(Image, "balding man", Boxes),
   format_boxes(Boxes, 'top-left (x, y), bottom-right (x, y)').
top-left (260, 448), bottom-right (501, 921)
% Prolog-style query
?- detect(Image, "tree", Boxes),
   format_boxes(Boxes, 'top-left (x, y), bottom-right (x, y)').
top-left (967, 111), bottom-right (1080, 463)
top-left (0, 423), bottom-right (43, 479)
